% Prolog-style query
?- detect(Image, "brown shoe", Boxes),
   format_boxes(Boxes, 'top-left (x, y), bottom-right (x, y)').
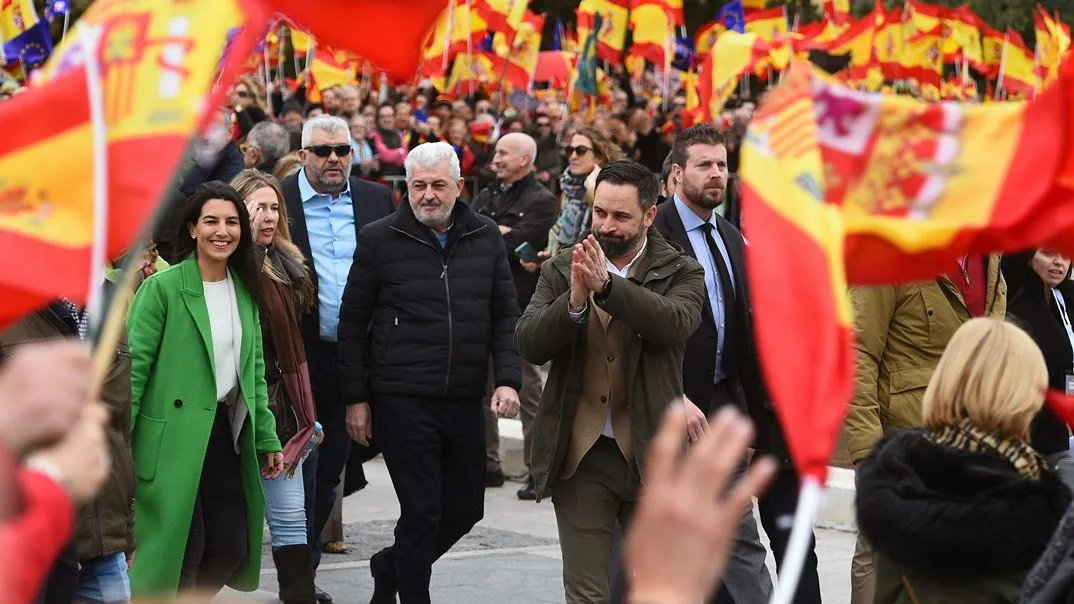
top-left (322, 541), bottom-right (349, 555)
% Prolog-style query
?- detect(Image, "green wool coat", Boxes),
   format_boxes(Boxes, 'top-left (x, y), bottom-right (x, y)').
top-left (126, 256), bottom-right (281, 596)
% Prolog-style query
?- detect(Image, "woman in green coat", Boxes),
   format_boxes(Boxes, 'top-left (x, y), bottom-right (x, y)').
top-left (126, 181), bottom-right (283, 596)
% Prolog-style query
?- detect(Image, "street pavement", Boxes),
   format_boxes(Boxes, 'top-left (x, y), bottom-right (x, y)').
top-left (227, 453), bottom-right (857, 604)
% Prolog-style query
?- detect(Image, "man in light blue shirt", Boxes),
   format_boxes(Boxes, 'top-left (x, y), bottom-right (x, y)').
top-left (281, 114), bottom-right (396, 603)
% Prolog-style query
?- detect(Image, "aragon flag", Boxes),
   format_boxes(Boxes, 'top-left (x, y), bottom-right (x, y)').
top-left (0, 0), bottom-right (266, 329)
top-left (740, 61), bottom-right (1074, 482)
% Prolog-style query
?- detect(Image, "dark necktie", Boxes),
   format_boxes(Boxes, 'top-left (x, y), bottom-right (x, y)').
top-left (700, 222), bottom-right (738, 369)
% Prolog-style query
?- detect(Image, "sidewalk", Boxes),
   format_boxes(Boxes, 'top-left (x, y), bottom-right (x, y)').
top-left (236, 453), bottom-right (856, 603)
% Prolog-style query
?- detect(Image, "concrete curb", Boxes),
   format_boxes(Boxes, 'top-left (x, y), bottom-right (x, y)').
top-left (496, 418), bottom-right (857, 530)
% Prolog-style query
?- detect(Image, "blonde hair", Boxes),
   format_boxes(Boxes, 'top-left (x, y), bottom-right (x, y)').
top-left (235, 74), bottom-right (266, 110)
top-left (922, 318), bottom-right (1048, 440)
top-left (273, 152), bottom-right (303, 181)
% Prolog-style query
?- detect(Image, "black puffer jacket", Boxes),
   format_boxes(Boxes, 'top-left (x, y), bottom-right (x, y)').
top-left (338, 198), bottom-right (522, 403)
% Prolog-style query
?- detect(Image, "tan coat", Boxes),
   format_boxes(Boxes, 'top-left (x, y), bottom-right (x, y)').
top-left (844, 255), bottom-right (1007, 463)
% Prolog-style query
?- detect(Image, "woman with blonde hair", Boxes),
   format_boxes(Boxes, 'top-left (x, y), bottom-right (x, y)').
top-left (856, 318), bottom-right (1071, 603)
top-left (230, 170), bottom-right (323, 604)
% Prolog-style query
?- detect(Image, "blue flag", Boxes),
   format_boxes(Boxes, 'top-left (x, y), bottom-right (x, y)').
top-left (671, 34), bottom-right (694, 71)
top-left (719, 0), bottom-right (746, 33)
top-left (43, 0), bottom-right (69, 23)
top-left (4, 20), bottom-right (53, 68)
top-left (476, 33), bottom-right (495, 52)
top-left (552, 17), bottom-right (563, 51)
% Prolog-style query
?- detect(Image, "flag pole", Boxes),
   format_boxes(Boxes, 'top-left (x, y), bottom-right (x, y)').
top-left (994, 32), bottom-right (1009, 101)
top-left (61, 6), bottom-right (72, 43)
top-left (768, 476), bottom-right (825, 604)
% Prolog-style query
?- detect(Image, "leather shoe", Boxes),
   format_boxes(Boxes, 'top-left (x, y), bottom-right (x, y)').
top-left (485, 469), bottom-right (504, 487)
top-left (369, 550), bottom-right (398, 604)
top-left (516, 475), bottom-right (536, 500)
top-left (315, 586), bottom-right (333, 604)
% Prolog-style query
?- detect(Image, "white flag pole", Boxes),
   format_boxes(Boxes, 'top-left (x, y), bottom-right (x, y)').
top-left (82, 24), bottom-right (110, 335)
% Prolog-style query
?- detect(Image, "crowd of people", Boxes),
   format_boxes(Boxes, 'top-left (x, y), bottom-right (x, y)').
top-left (2, 55), bottom-right (1074, 604)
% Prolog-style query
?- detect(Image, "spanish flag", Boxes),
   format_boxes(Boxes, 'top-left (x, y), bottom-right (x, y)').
top-left (476, 0), bottom-right (527, 37)
top-left (739, 66), bottom-right (854, 482)
top-left (946, 6), bottom-right (983, 66)
top-left (898, 25), bottom-right (943, 87)
top-left (630, 0), bottom-right (673, 66)
top-left (698, 31), bottom-right (767, 120)
top-left (290, 27), bottom-right (315, 58)
top-left (308, 47), bottom-right (360, 102)
top-left (980, 25), bottom-right (1007, 77)
top-left (695, 21), bottom-right (725, 56)
top-left (0, 0), bottom-right (264, 328)
top-left (744, 7), bottom-right (788, 43)
top-left (872, 6), bottom-right (905, 80)
top-left (1035, 6), bottom-right (1071, 86)
top-left (492, 11), bottom-right (544, 91)
top-left (997, 32), bottom-right (1039, 96)
top-left (446, 50), bottom-right (498, 96)
top-left (418, 0), bottom-right (489, 79)
top-left (740, 59), bottom-right (1074, 481)
top-left (577, 0), bottom-right (630, 62)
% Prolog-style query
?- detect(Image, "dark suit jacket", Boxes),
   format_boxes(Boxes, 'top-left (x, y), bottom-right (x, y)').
top-left (653, 199), bottom-right (786, 458)
top-left (281, 172), bottom-right (395, 363)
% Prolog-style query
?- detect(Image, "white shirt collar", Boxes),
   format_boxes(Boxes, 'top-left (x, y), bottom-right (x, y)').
top-left (606, 236), bottom-right (648, 278)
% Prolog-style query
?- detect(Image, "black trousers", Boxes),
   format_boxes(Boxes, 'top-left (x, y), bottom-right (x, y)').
top-left (37, 538), bottom-right (78, 604)
top-left (756, 467), bottom-right (822, 604)
top-left (302, 340), bottom-right (351, 567)
top-left (371, 393), bottom-right (485, 604)
top-left (179, 403), bottom-right (248, 592)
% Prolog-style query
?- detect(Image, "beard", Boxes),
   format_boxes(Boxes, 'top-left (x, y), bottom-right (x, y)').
top-left (312, 161), bottom-right (352, 193)
top-left (412, 199), bottom-right (455, 231)
top-left (595, 228), bottom-right (644, 258)
top-left (681, 177), bottom-right (725, 210)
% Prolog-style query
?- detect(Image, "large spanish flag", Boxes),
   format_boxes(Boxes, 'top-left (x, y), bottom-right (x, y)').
top-left (740, 67), bottom-right (854, 481)
top-left (491, 11), bottom-right (544, 91)
top-left (698, 31), bottom-right (768, 119)
top-left (0, 0), bottom-right (264, 329)
top-left (740, 60), bottom-right (1074, 481)
top-left (630, 0), bottom-right (672, 66)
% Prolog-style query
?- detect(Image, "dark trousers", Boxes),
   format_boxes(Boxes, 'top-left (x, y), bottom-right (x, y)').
top-left (371, 393), bottom-right (486, 604)
top-left (757, 467), bottom-right (822, 604)
top-left (179, 403), bottom-right (248, 592)
top-left (302, 340), bottom-right (352, 567)
top-left (37, 538), bottom-right (78, 604)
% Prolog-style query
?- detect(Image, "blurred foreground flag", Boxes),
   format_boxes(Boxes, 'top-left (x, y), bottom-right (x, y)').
top-left (740, 62), bottom-right (1074, 482)
top-left (0, 0), bottom-right (264, 328)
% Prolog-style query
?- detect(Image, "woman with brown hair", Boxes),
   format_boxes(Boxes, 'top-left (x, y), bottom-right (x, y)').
top-left (230, 170), bottom-right (323, 604)
top-left (545, 126), bottom-right (624, 257)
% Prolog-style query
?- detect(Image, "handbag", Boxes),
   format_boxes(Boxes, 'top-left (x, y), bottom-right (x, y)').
top-left (266, 364), bottom-right (300, 445)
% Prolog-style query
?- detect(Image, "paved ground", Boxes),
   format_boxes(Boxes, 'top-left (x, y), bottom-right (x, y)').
top-left (223, 455), bottom-right (856, 604)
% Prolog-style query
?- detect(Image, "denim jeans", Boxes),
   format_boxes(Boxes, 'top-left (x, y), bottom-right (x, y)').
top-left (263, 462), bottom-right (309, 548)
top-left (75, 552), bottom-right (130, 604)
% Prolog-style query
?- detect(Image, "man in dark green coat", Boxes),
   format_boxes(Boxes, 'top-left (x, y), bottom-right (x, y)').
top-left (515, 159), bottom-right (705, 603)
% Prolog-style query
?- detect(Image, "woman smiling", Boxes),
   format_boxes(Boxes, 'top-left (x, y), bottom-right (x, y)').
top-left (126, 181), bottom-right (283, 597)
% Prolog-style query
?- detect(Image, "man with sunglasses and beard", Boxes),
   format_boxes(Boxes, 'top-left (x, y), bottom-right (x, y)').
top-left (517, 159), bottom-right (706, 604)
top-left (281, 115), bottom-right (395, 604)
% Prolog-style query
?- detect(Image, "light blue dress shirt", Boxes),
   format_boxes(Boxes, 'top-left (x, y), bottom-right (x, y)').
top-left (673, 195), bottom-right (735, 382)
top-left (299, 168), bottom-right (356, 341)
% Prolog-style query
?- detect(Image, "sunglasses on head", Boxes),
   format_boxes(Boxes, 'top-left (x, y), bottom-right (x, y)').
top-left (235, 90), bottom-right (252, 98)
top-left (563, 145), bottom-right (591, 157)
top-left (305, 144), bottom-right (353, 158)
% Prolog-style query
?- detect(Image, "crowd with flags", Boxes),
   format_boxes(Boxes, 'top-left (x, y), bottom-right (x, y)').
top-left (4, 0), bottom-right (1074, 604)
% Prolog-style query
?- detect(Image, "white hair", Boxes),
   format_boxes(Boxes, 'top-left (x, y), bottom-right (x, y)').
top-left (247, 121), bottom-right (290, 163)
top-left (302, 115), bottom-right (350, 148)
top-left (405, 141), bottom-right (461, 181)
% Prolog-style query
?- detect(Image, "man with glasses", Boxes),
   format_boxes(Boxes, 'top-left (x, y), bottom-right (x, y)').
top-left (281, 115), bottom-right (395, 604)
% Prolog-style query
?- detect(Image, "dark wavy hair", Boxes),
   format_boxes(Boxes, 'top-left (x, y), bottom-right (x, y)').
top-left (171, 181), bottom-right (262, 307)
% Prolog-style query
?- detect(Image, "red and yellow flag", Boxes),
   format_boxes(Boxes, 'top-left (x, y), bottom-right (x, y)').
top-left (740, 61), bottom-right (1074, 480)
top-left (698, 32), bottom-right (768, 120)
top-left (492, 11), bottom-right (544, 91)
top-left (630, 0), bottom-right (673, 66)
top-left (0, 0), bottom-right (264, 328)
top-left (744, 7), bottom-right (788, 43)
top-left (695, 21), bottom-right (725, 56)
top-left (577, 0), bottom-right (630, 62)
top-left (308, 47), bottom-right (359, 102)
top-left (446, 50), bottom-right (498, 96)
top-left (476, 0), bottom-right (527, 37)
top-left (898, 25), bottom-right (943, 87)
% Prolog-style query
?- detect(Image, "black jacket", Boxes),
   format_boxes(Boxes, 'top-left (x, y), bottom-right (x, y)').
top-left (470, 172), bottom-right (557, 309)
top-left (858, 429), bottom-right (1070, 602)
top-left (337, 198), bottom-right (522, 403)
top-left (281, 172), bottom-right (395, 365)
top-left (1008, 267), bottom-right (1074, 457)
top-left (652, 199), bottom-right (786, 458)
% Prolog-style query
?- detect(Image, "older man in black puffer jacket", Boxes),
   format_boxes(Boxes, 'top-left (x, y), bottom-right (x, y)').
top-left (337, 141), bottom-right (522, 604)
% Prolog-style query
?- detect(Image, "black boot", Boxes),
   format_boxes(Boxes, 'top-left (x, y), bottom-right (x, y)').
top-left (369, 549), bottom-right (398, 604)
top-left (272, 545), bottom-right (318, 604)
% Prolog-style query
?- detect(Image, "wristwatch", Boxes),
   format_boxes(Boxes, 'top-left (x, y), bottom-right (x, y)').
top-left (597, 277), bottom-right (613, 301)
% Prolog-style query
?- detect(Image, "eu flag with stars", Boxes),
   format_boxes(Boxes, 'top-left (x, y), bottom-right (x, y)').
top-left (5, 20), bottom-right (52, 67)
top-left (719, 0), bottom-right (746, 33)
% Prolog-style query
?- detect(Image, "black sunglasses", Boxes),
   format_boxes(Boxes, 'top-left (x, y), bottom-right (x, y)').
top-left (305, 144), bottom-right (353, 158)
top-left (235, 90), bottom-right (252, 98)
top-left (563, 145), bottom-right (591, 157)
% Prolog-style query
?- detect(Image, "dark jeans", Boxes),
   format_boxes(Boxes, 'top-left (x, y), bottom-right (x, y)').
top-left (757, 467), bottom-right (822, 604)
top-left (37, 538), bottom-right (79, 604)
top-left (179, 403), bottom-right (248, 592)
top-left (370, 393), bottom-right (486, 604)
top-left (303, 340), bottom-right (352, 568)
